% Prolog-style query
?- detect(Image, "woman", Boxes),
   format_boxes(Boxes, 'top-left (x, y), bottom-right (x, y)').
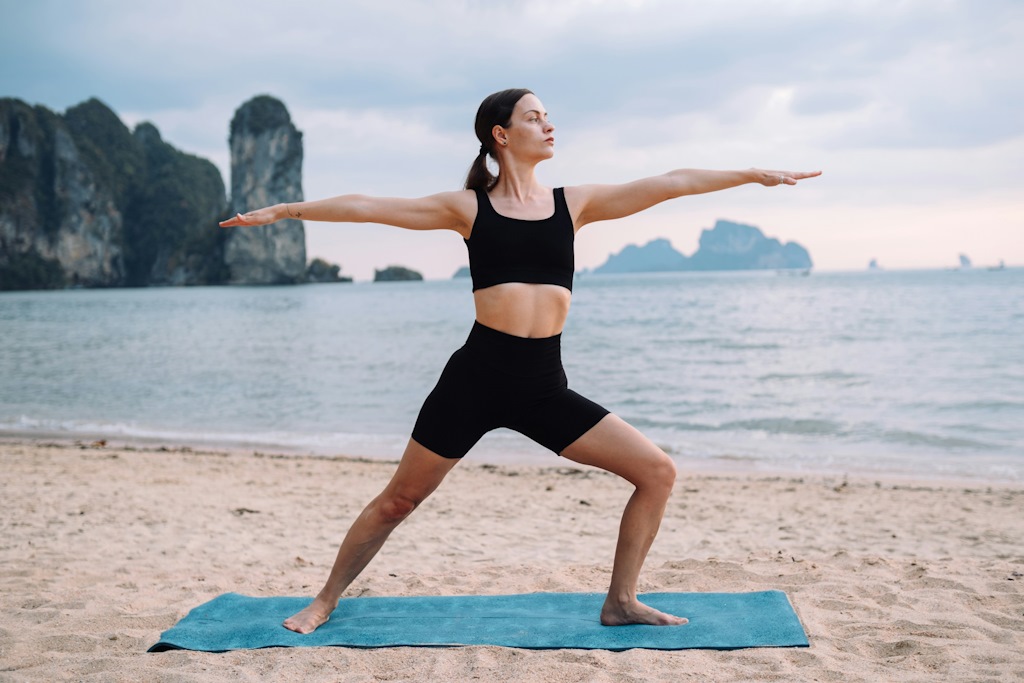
top-left (221, 88), bottom-right (821, 634)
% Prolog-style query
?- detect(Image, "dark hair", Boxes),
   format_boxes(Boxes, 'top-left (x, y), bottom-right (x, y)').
top-left (464, 88), bottom-right (533, 191)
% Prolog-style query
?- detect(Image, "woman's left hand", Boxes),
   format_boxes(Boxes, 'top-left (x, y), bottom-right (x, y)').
top-left (752, 169), bottom-right (822, 186)
top-left (219, 204), bottom-right (287, 228)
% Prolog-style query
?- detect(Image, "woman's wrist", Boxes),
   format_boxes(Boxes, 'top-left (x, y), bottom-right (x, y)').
top-left (282, 203), bottom-right (303, 220)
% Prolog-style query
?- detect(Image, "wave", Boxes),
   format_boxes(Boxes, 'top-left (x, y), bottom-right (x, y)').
top-left (626, 415), bottom-right (1003, 453)
top-left (719, 417), bottom-right (845, 436)
top-left (874, 429), bottom-right (998, 451)
top-left (935, 400), bottom-right (1024, 413)
top-left (756, 371), bottom-right (867, 385)
top-left (0, 416), bottom-right (408, 457)
top-left (717, 343), bottom-right (783, 350)
top-left (627, 416), bottom-right (846, 437)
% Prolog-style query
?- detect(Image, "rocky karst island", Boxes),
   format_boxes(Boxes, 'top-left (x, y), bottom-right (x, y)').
top-left (0, 95), bottom-right (351, 291)
top-left (593, 221), bottom-right (812, 274)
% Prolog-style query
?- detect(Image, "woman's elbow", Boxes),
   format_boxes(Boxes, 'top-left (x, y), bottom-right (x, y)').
top-left (332, 194), bottom-right (386, 223)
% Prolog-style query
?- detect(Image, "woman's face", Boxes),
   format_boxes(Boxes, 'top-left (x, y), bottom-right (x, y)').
top-left (497, 93), bottom-right (555, 161)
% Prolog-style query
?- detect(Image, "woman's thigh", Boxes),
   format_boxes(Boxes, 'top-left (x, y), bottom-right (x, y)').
top-left (558, 414), bottom-right (676, 491)
top-left (382, 437), bottom-right (462, 503)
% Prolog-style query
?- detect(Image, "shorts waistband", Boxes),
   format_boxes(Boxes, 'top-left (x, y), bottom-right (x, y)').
top-left (464, 320), bottom-right (563, 375)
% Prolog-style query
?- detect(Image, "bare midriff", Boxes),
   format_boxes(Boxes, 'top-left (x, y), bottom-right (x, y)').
top-left (473, 283), bottom-right (572, 339)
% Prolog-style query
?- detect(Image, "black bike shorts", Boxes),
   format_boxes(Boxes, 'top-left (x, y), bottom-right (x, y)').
top-left (411, 320), bottom-right (610, 459)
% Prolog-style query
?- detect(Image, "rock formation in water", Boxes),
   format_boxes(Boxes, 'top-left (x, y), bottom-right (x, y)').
top-left (0, 97), bottom-right (228, 290)
top-left (125, 123), bottom-right (228, 286)
top-left (594, 237), bottom-right (689, 274)
top-left (594, 220), bottom-right (812, 274)
top-left (306, 257), bottom-right (352, 283)
top-left (0, 94), bottom-right (330, 291)
top-left (224, 96), bottom-right (306, 285)
top-left (1, 98), bottom-right (126, 289)
top-left (374, 265), bottom-right (423, 282)
top-left (452, 265), bottom-right (471, 279)
top-left (688, 220), bottom-right (811, 270)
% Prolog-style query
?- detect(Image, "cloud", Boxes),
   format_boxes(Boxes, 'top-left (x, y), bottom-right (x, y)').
top-left (3, 0), bottom-right (1023, 275)
top-left (5, 0), bottom-right (1021, 149)
top-left (791, 87), bottom-right (870, 116)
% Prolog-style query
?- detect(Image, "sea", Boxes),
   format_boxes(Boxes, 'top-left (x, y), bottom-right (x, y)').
top-left (1, 267), bottom-right (1021, 483)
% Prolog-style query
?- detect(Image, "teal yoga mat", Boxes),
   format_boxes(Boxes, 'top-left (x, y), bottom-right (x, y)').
top-left (149, 591), bottom-right (808, 652)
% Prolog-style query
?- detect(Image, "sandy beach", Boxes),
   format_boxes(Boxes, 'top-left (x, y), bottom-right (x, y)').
top-left (1, 439), bottom-right (1022, 682)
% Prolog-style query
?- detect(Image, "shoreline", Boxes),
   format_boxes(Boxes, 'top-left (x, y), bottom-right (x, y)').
top-left (1, 432), bottom-right (1019, 490)
top-left (2, 439), bottom-right (1023, 681)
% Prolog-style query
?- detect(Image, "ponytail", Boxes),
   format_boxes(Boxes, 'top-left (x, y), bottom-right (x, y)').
top-left (464, 88), bottom-right (533, 191)
top-left (464, 149), bottom-right (494, 192)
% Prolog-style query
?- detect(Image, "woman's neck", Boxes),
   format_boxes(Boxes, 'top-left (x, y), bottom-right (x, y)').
top-left (491, 159), bottom-right (543, 202)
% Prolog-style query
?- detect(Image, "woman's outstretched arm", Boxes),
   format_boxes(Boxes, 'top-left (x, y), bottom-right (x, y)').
top-left (568, 168), bottom-right (822, 228)
top-left (219, 190), bottom-right (476, 234)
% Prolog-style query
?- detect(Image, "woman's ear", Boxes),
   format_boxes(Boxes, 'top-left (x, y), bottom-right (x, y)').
top-left (492, 125), bottom-right (508, 147)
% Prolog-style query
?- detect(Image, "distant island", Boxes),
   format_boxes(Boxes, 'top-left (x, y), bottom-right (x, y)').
top-left (374, 265), bottom-right (423, 282)
top-left (450, 220), bottom-right (810, 280)
top-left (307, 258), bottom-right (353, 283)
top-left (595, 220), bottom-right (812, 274)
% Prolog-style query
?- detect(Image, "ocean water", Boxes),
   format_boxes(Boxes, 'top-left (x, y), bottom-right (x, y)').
top-left (1, 268), bottom-right (1022, 482)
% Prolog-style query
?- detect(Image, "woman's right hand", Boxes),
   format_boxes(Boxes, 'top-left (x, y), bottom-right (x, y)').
top-left (219, 204), bottom-right (288, 228)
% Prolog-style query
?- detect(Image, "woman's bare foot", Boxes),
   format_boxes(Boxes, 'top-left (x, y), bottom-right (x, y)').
top-left (601, 597), bottom-right (688, 626)
top-left (283, 596), bottom-right (336, 634)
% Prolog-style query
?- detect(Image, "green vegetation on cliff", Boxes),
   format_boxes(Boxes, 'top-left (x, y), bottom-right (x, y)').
top-left (0, 100), bottom-right (65, 237)
top-left (123, 123), bottom-right (229, 286)
top-left (0, 97), bottom-right (230, 290)
top-left (229, 95), bottom-right (294, 138)
top-left (64, 98), bottom-right (144, 214)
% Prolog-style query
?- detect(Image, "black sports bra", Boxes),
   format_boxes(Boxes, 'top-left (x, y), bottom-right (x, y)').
top-left (463, 187), bottom-right (575, 292)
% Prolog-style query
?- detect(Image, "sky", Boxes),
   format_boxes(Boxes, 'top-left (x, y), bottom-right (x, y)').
top-left (2, 0), bottom-right (1021, 281)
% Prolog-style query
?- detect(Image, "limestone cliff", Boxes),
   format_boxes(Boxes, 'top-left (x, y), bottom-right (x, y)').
top-left (0, 97), bottom-right (229, 290)
top-left (0, 98), bottom-right (126, 288)
top-left (224, 96), bottom-right (306, 285)
top-left (125, 123), bottom-right (227, 286)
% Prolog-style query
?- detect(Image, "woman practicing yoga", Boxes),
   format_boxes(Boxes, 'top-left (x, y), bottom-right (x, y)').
top-left (221, 88), bottom-right (821, 634)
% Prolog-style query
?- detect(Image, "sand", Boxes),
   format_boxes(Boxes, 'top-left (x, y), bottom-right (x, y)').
top-left (1, 439), bottom-right (1022, 682)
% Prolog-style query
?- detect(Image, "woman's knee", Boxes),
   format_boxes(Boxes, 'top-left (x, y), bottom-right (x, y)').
top-left (615, 423), bottom-right (677, 494)
top-left (640, 451), bottom-right (677, 495)
top-left (375, 491), bottom-right (424, 524)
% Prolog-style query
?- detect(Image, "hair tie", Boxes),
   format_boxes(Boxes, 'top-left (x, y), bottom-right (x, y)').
top-left (479, 144), bottom-right (488, 156)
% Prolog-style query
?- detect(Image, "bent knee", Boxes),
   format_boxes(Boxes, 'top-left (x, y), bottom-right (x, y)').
top-left (640, 453), bottom-right (677, 494)
top-left (377, 493), bottom-right (422, 523)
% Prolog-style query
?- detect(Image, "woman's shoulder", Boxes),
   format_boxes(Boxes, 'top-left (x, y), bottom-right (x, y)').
top-left (430, 189), bottom-right (479, 237)
top-left (424, 189), bottom-right (478, 214)
top-left (560, 185), bottom-right (588, 223)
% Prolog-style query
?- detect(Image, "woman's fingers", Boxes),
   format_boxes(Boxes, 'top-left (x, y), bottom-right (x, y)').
top-left (763, 169), bottom-right (822, 186)
top-left (780, 170), bottom-right (823, 184)
top-left (219, 209), bottom-right (275, 228)
top-left (219, 213), bottom-right (248, 228)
